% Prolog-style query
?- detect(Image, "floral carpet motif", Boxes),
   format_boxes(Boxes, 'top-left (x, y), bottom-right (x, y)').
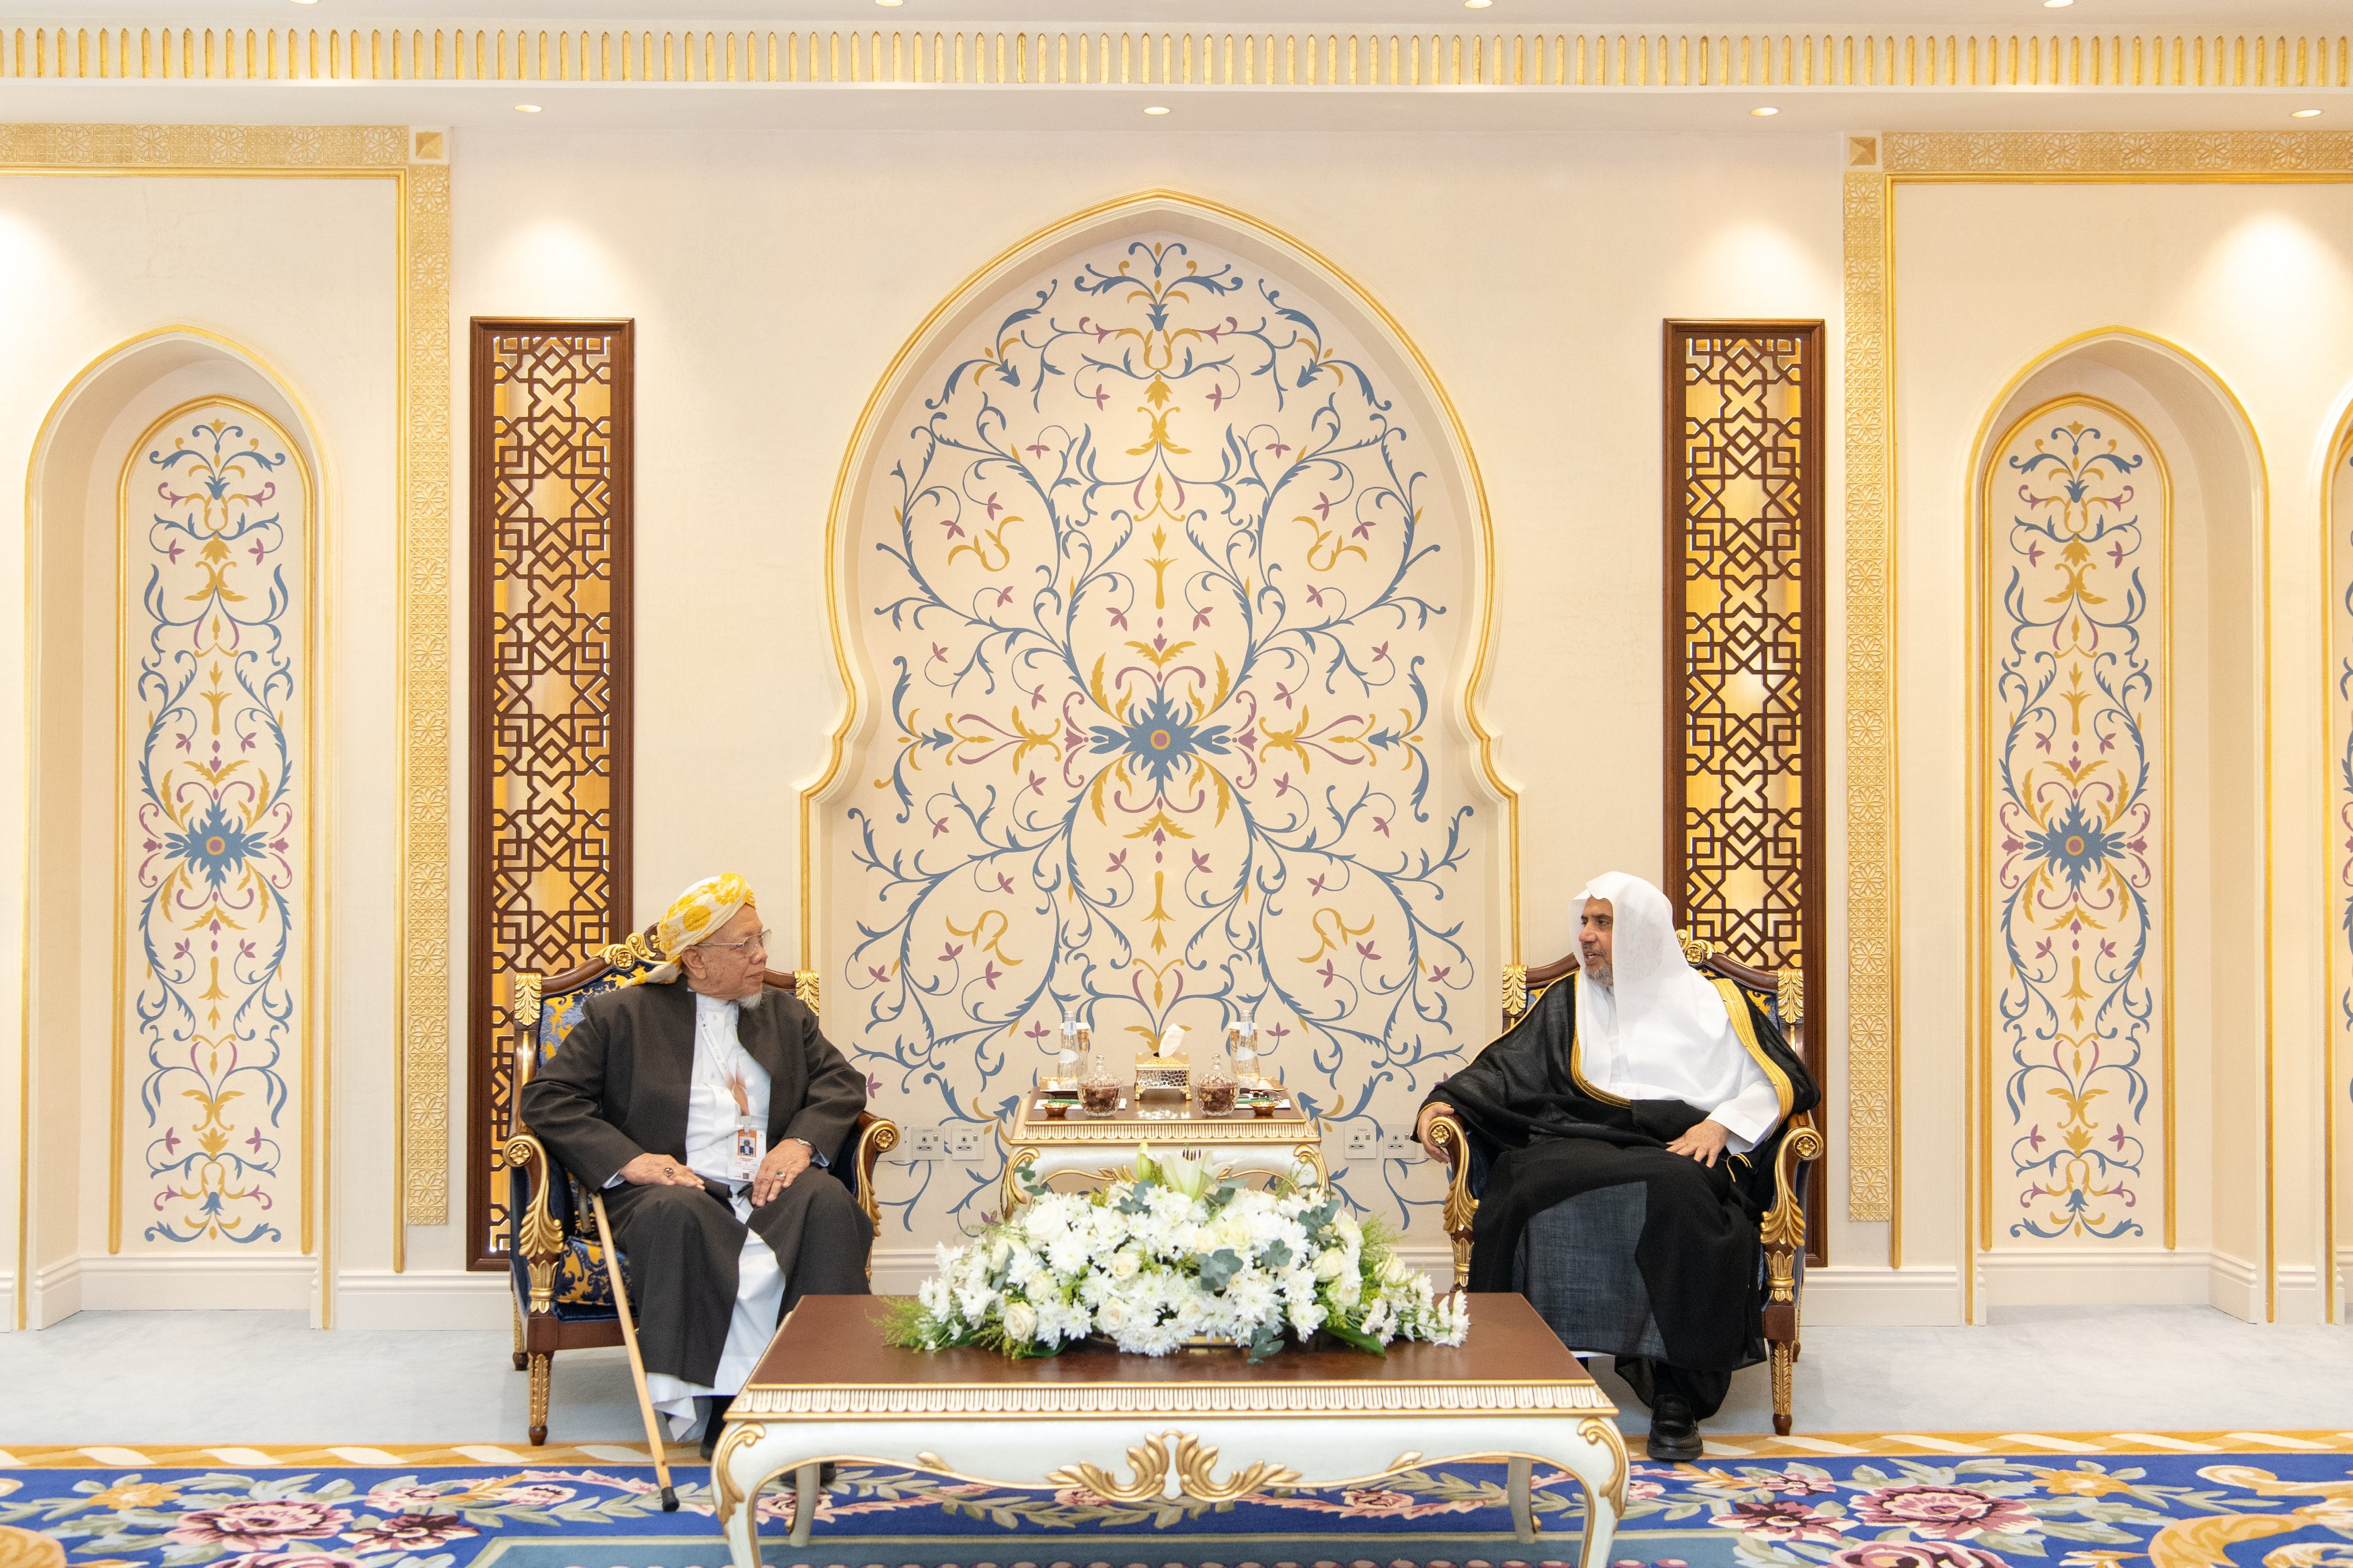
top-left (4, 1453), bottom-right (2351, 1568)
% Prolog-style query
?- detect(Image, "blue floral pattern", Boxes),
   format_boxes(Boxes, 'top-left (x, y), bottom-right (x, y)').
top-left (126, 408), bottom-right (307, 1246)
top-left (1988, 409), bottom-right (2161, 1242)
top-left (830, 231), bottom-right (1490, 1237)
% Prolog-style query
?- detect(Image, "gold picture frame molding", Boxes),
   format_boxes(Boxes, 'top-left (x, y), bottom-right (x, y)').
top-left (1842, 129), bottom-right (2344, 1317)
top-left (3, 123), bottom-right (451, 1326)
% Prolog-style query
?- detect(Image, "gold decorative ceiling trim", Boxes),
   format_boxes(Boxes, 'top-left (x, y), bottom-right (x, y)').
top-left (0, 24), bottom-right (2345, 90)
top-left (1885, 129), bottom-right (2353, 171)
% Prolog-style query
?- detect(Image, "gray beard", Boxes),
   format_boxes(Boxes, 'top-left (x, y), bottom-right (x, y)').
top-left (736, 987), bottom-right (767, 1010)
top-left (1582, 959), bottom-right (1613, 990)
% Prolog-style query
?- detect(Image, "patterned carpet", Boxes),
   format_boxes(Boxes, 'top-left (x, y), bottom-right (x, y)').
top-left (4, 1440), bottom-right (2352, 1568)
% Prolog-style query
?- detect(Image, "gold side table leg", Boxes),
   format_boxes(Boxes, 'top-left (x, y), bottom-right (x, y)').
top-left (789, 1462), bottom-right (819, 1547)
top-left (1508, 1456), bottom-right (1534, 1542)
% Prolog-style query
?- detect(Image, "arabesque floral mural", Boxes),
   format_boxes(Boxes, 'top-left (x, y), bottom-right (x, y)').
top-left (827, 225), bottom-right (1494, 1240)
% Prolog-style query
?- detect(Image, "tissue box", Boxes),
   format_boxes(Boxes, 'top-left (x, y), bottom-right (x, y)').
top-left (1134, 1054), bottom-right (1190, 1092)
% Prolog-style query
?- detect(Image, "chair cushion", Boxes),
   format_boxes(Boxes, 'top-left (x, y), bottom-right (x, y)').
top-left (550, 1232), bottom-right (636, 1322)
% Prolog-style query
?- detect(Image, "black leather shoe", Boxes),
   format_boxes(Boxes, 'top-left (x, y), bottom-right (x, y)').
top-left (1645, 1395), bottom-right (1704, 1462)
top-left (697, 1396), bottom-right (734, 1459)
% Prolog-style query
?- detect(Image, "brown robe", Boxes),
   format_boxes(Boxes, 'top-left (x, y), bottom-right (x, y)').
top-left (519, 979), bottom-right (872, 1387)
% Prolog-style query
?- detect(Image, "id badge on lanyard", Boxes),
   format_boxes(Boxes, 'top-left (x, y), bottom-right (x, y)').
top-left (730, 1117), bottom-right (765, 1184)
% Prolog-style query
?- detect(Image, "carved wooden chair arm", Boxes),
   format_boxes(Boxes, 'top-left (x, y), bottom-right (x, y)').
top-left (851, 1111), bottom-right (900, 1232)
top-left (1425, 1109), bottom-right (1479, 1296)
top-left (1760, 1110), bottom-right (1825, 1308)
top-left (503, 1129), bottom-right (569, 1316)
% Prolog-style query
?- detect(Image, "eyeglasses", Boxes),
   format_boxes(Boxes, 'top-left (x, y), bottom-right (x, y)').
top-left (703, 928), bottom-right (773, 954)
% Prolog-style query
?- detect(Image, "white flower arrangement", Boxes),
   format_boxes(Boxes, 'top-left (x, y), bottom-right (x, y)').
top-left (882, 1144), bottom-right (1469, 1361)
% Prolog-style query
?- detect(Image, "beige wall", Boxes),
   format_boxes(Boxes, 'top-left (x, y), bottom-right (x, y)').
top-left (449, 126), bottom-right (1858, 1281)
top-left (1893, 181), bottom-right (2351, 1323)
top-left (0, 174), bottom-right (398, 1326)
top-left (5, 125), bottom-right (2347, 1330)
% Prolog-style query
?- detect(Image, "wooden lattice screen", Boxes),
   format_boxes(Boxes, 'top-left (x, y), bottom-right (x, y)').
top-left (1663, 320), bottom-right (1824, 1257)
top-left (466, 319), bottom-right (635, 1270)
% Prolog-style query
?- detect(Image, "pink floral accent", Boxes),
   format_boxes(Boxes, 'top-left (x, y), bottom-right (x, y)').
top-left (489, 1484), bottom-right (576, 1508)
top-left (340, 1515), bottom-right (477, 1551)
top-left (1851, 1485), bottom-right (2034, 1540)
top-left (213, 1554), bottom-right (365, 1568)
top-left (1710, 1499), bottom-right (1853, 1543)
top-left (1830, 1542), bottom-right (2013, 1568)
top-left (168, 1503), bottom-right (353, 1547)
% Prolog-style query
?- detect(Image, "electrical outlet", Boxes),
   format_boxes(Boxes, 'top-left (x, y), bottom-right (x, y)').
top-left (1342, 1124), bottom-right (1376, 1159)
top-left (1380, 1133), bottom-right (1417, 1161)
top-left (908, 1125), bottom-right (944, 1161)
top-left (946, 1124), bottom-right (986, 1161)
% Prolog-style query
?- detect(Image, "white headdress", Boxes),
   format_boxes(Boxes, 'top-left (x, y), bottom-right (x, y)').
top-left (1575, 871), bottom-right (1763, 1123)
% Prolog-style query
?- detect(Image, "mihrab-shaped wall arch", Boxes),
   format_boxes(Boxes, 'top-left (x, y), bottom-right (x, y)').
top-left (801, 193), bottom-right (1513, 1246)
top-left (22, 328), bottom-right (326, 1323)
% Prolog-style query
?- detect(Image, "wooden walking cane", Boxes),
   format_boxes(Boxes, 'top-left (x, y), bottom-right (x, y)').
top-left (589, 1190), bottom-right (681, 1512)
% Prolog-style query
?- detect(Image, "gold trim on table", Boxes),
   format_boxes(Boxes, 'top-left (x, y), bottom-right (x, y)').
top-left (731, 1380), bottom-right (1615, 1417)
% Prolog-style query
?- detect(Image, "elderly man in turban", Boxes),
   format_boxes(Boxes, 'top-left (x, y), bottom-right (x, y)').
top-left (520, 874), bottom-right (871, 1454)
top-left (1415, 871), bottom-right (1816, 1462)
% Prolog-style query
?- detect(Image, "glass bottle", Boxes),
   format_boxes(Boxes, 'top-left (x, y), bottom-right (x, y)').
top-left (1078, 1021), bottom-right (1121, 1116)
top-left (1049, 1015), bottom-right (1081, 1090)
top-left (1199, 1025), bottom-right (1238, 1117)
top-left (1234, 1013), bottom-right (1260, 1090)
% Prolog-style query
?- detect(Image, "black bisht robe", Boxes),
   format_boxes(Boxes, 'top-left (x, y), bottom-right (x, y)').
top-left (1424, 974), bottom-right (1816, 1376)
top-left (519, 980), bottom-right (873, 1386)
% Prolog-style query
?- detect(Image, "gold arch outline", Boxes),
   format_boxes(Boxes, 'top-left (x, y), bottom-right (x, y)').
top-left (1846, 138), bottom-right (2327, 1315)
top-left (22, 326), bottom-right (340, 1323)
top-left (1967, 384), bottom-right (2179, 1275)
top-left (113, 391), bottom-right (318, 1263)
top-left (796, 189), bottom-right (1521, 979)
top-left (2321, 405), bottom-right (2353, 1327)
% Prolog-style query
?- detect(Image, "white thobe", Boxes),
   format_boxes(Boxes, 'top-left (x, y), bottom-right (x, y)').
top-left (1576, 974), bottom-right (1781, 1154)
top-left (636, 990), bottom-right (789, 1436)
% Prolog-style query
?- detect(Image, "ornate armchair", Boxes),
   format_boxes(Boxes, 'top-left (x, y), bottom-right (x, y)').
top-left (1427, 939), bottom-right (1823, 1435)
top-left (503, 930), bottom-right (899, 1445)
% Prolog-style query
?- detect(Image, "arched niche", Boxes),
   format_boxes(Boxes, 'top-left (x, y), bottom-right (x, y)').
top-left (23, 329), bottom-right (326, 1326)
top-left (803, 194), bottom-right (1510, 1249)
top-left (1968, 330), bottom-right (2266, 1318)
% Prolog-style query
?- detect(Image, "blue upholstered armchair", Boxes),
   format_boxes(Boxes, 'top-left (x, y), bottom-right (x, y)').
top-left (1427, 937), bottom-right (1823, 1436)
top-left (502, 930), bottom-right (899, 1446)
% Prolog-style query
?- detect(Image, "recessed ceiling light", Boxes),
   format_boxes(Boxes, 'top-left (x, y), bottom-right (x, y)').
top-left (1465, 0), bottom-right (1493, 9)
top-left (290, 0), bottom-right (318, 6)
top-left (1750, 106), bottom-right (1780, 116)
top-left (2042, 0), bottom-right (2073, 8)
top-left (876, 0), bottom-right (904, 7)
top-left (514, 103), bottom-right (542, 113)
top-left (1144, 105), bottom-right (1171, 115)
top-left (2292, 107), bottom-right (2323, 118)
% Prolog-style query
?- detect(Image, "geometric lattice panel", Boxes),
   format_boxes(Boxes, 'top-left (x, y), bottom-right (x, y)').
top-left (1665, 323), bottom-right (1822, 973)
top-left (466, 320), bottom-right (634, 1269)
top-left (1664, 320), bottom-right (1824, 1257)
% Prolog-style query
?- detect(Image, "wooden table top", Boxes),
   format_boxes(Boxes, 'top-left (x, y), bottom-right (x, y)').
top-left (735, 1295), bottom-right (1613, 1417)
top-left (1012, 1080), bottom-right (1317, 1144)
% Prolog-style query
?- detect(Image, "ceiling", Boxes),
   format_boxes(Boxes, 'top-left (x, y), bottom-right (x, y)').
top-left (1, 2), bottom-right (2346, 26)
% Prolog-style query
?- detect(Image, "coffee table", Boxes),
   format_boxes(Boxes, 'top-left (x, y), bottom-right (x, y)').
top-left (998, 1078), bottom-right (1325, 1214)
top-left (712, 1293), bottom-right (1626, 1563)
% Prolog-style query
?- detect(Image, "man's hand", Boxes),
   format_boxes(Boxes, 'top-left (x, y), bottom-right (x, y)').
top-left (619, 1152), bottom-right (705, 1188)
top-left (1417, 1103), bottom-right (1457, 1165)
top-left (1666, 1119), bottom-right (1731, 1168)
top-left (750, 1138), bottom-right (813, 1206)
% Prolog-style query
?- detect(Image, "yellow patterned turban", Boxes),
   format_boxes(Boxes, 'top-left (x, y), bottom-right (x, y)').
top-left (644, 871), bottom-right (754, 984)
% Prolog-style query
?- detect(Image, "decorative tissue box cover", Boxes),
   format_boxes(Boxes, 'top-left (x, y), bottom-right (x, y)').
top-left (1134, 1054), bottom-right (1190, 1091)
